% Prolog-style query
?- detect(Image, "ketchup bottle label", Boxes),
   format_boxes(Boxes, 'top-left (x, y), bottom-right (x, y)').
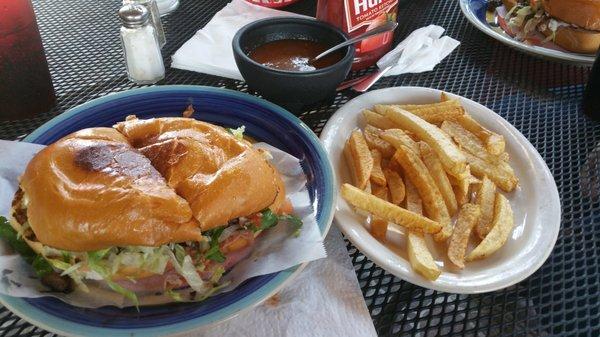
top-left (344, 0), bottom-right (397, 32)
top-left (318, 0), bottom-right (398, 70)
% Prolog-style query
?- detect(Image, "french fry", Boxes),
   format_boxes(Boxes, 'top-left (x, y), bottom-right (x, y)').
top-left (372, 104), bottom-right (387, 115)
top-left (371, 183), bottom-right (389, 200)
top-left (441, 121), bottom-right (504, 164)
top-left (345, 130), bottom-right (373, 189)
top-left (407, 232), bottom-right (441, 280)
top-left (466, 194), bottom-right (514, 261)
top-left (475, 176), bottom-right (496, 239)
top-left (419, 142), bottom-right (459, 216)
top-left (464, 152), bottom-right (518, 192)
top-left (383, 168), bottom-right (405, 205)
top-left (383, 106), bottom-right (467, 178)
top-left (393, 146), bottom-right (453, 241)
top-left (370, 218), bottom-right (388, 241)
top-left (341, 183), bottom-right (442, 233)
top-left (394, 100), bottom-right (466, 125)
top-left (362, 109), bottom-right (396, 130)
top-left (387, 156), bottom-right (402, 172)
top-left (447, 168), bottom-right (472, 206)
top-left (343, 142), bottom-right (357, 189)
top-left (404, 178), bottom-right (422, 214)
top-left (405, 179), bottom-right (441, 280)
top-left (381, 129), bottom-right (420, 154)
top-left (396, 99), bottom-right (462, 112)
top-left (447, 203), bottom-right (481, 268)
top-left (370, 149), bottom-right (387, 186)
top-left (454, 114), bottom-right (505, 155)
top-left (440, 92), bottom-right (450, 102)
top-left (370, 183), bottom-right (389, 241)
top-left (364, 125), bottom-right (395, 158)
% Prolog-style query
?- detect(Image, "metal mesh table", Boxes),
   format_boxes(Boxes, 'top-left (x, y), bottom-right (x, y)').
top-left (1, 0), bottom-right (599, 336)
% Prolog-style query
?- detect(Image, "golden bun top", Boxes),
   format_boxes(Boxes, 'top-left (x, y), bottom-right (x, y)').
top-left (542, 0), bottom-right (600, 31)
top-left (115, 116), bottom-right (285, 231)
top-left (19, 127), bottom-right (201, 251)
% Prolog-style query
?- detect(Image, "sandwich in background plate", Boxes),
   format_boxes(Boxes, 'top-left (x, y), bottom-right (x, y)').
top-left (498, 0), bottom-right (600, 53)
top-left (2, 118), bottom-right (302, 305)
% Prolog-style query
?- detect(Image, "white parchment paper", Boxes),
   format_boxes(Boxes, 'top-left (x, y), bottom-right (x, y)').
top-left (179, 227), bottom-right (378, 337)
top-left (0, 140), bottom-right (326, 308)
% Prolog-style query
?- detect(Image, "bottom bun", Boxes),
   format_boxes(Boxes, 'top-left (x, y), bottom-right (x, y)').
top-left (540, 21), bottom-right (600, 54)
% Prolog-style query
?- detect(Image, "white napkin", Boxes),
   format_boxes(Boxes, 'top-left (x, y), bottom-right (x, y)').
top-left (377, 25), bottom-right (460, 76)
top-left (171, 0), bottom-right (307, 80)
top-left (180, 227), bottom-right (377, 337)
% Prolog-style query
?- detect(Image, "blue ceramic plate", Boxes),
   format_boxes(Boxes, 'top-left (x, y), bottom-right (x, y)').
top-left (0, 86), bottom-right (336, 337)
top-left (459, 0), bottom-right (595, 65)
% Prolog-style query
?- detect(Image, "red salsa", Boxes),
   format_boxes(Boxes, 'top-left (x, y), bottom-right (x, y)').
top-left (248, 39), bottom-right (343, 72)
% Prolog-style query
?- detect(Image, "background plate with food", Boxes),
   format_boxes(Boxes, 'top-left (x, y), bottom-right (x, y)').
top-left (0, 85), bottom-right (335, 336)
top-left (320, 86), bottom-right (560, 294)
top-left (459, 0), bottom-right (595, 65)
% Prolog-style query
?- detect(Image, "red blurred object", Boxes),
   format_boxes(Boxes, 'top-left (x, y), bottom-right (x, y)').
top-left (317, 0), bottom-right (398, 70)
top-left (0, 0), bottom-right (55, 120)
top-left (244, 0), bottom-right (302, 8)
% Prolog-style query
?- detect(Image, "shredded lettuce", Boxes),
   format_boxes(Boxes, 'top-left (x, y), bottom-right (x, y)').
top-left (0, 217), bottom-right (55, 279)
top-left (107, 246), bottom-right (170, 275)
top-left (32, 255), bottom-right (53, 278)
top-left (505, 4), bottom-right (521, 20)
top-left (69, 272), bottom-right (89, 293)
top-left (251, 210), bottom-right (303, 236)
top-left (227, 126), bottom-right (245, 140)
top-left (168, 253), bottom-right (209, 294)
top-left (166, 289), bottom-right (184, 302)
top-left (205, 227), bottom-right (226, 263)
top-left (106, 279), bottom-right (139, 306)
top-left (0, 215), bottom-right (249, 303)
top-left (173, 244), bottom-right (186, 265)
top-left (259, 209), bottom-right (279, 231)
top-left (16, 221), bottom-right (30, 240)
top-left (87, 250), bottom-right (139, 306)
top-left (46, 258), bottom-right (71, 271)
top-left (210, 266), bottom-right (225, 284)
top-left (60, 262), bottom-right (82, 276)
top-left (194, 281), bottom-right (231, 302)
top-left (541, 19), bottom-right (559, 42)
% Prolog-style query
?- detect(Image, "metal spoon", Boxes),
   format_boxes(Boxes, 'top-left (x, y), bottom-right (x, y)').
top-left (312, 21), bottom-right (398, 61)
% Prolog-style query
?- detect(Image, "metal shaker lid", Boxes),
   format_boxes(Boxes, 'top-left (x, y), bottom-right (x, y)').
top-left (118, 3), bottom-right (149, 28)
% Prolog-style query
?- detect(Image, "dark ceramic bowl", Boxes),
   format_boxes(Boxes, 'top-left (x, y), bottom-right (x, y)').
top-left (232, 18), bottom-right (355, 112)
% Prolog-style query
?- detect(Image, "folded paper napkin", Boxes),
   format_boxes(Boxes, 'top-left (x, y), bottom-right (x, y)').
top-left (171, 0), bottom-right (306, 80)
top-left (377, 25), bottom-right (460, 76)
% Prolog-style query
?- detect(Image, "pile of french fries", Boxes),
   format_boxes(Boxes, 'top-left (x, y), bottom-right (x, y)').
top-left (341, 93), bottom-right (517, 280)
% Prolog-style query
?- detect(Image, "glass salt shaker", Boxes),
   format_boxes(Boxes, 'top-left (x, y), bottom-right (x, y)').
top-left (123, 0), bottom-right (165, 47)
top-left (118, 4), bottom-right (165, 85)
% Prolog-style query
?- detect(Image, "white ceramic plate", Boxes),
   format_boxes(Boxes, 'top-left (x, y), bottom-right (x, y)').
top-left (320, 87), bottom-right (561, 294)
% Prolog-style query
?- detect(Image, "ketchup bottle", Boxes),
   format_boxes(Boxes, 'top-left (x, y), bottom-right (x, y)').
top-left (317, 0), bottom-right (398, 70)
